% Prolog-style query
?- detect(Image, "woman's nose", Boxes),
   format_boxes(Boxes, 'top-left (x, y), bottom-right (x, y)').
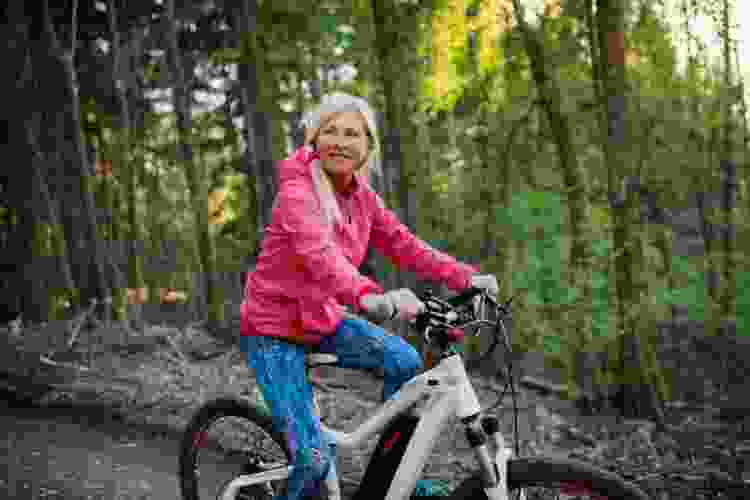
top-left (327, 137), bottom-right (350, 150)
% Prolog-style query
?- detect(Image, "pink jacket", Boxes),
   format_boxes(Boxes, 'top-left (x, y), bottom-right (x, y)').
top-left (239, 146), bottom-right (479, 345)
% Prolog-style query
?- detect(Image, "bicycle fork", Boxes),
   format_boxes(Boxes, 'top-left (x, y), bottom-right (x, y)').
top-left (465, 414), bottom-right (513, 500)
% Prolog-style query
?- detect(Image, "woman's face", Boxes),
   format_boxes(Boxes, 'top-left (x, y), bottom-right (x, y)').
top-left (315, 111), bottom-right (370, 186)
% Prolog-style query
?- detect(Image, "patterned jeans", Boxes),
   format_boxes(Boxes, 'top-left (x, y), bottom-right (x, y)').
top-left (240, 317), bottom-right (423, 500)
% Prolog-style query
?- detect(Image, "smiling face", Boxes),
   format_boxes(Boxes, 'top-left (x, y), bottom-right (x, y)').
top-left (314, 111), bottom-right (370, 191)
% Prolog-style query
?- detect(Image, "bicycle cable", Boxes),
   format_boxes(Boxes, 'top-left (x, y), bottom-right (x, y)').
top-left (417, 288), bottom-right (523, 458)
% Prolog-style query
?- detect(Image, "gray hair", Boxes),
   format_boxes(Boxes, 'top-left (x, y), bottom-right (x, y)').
top-left (300, 92), bottom-right (384, 231)
top-left (300, 92), bottom-right (382, 182)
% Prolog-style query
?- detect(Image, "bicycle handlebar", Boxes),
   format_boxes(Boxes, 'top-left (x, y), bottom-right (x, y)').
top-left (411, 287), bottom-right (514, 359)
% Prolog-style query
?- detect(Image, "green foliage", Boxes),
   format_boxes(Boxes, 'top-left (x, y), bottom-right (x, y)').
top-left (736, 271), bottom-right (750, 336)
top-left (497, 191), bottom-right (619, 354)
top-left (651, 254), bottom-right (750, 337)
top-left (499, 190), bottom-right (750, 353)
top-left (653, 256), bottom-right (705, 321)
top-left (498, 191), bottom-right (569, 354)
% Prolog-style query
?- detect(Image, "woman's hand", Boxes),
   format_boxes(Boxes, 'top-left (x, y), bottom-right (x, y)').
top-left (470, 274), bottom-right (499, 296)
top-left (360, 289), bottom-right (426, 323)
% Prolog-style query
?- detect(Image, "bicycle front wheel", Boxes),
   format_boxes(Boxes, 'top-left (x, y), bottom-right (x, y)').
top-left (450, 456), bottom-right (650, 500)
top-left (179, 396), bottom-right (291, 500)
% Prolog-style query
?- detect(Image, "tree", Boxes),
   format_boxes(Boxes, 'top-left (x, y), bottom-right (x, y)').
top-left (233, 0), bottom-right (278, 259)
top-left (165, 0), bottom-right (223, 328)
top-left (509, 0), bottom-right (598, 406)
top-left (107, 0), bottom-right (146, 329)
top-left (42, 0), bottom-right (113, 320)
top-left (716, 0), bottom-right (737, 337)
top-left (371, 0), bottom-right (431, 351)
top-left (596, 0), bottom-right (662, 419)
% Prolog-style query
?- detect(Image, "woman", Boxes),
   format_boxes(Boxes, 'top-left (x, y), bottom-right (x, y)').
top-left (239, 92), bottom-right (499, 500)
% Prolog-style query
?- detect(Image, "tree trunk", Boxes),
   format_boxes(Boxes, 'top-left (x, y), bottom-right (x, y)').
top-left (1, 4), bottom-right (38, 321)
top-left (165, 0), bottom-right (223, 328)
top-left (42, 0), bottom-right (111, 320)
top-left (510, 0), bottom-right (597, 408)
top-left (584, 0), bottom-right (607, 141)
top-left (25, 115), bottom-right (76, 322)
top-left (10, 123), bottom-right (49, 324)
top-left (371, 0), bottom-right (425, 350)
top-left (717, 0), bottom-right (736, 336)
top-left (595, 0), bottom-right (661, 419)
top-left (234, 0), bottom-right (276, 258)
top-left (704, 0), bottom-right (738, 394)
top-left (308, 46), bottom-right (323, 102)
top-left (108, 0), bottom-right (144, 330)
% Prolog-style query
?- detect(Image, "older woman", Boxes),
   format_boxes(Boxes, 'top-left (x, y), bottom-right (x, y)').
top-left (239, 92), bottom-right (499, 500)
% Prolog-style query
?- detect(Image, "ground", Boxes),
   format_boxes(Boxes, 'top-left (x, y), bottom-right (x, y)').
top-left (0, 315), bottom-right (747, 499)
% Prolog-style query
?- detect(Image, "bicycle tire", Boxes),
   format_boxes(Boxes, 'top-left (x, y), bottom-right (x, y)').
top-left (180, 399), bottom-right (650, 500)
top-left (179, 396), bottom-right (292, 500)
top-left (448, 456), bottom-right (650, 500)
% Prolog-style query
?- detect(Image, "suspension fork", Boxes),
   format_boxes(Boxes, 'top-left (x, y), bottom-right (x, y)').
top-left (464, 414), bottom-right (512, 500)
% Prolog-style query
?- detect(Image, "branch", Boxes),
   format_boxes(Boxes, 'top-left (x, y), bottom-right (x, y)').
top-left (71, 0), bottom-right (78, 57)
top-left (501, 98), bottom-right (539, 169)
top-left (42, 0), bottom-right (61, 55)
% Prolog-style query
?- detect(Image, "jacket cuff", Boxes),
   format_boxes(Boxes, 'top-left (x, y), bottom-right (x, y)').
top-left (464, 265), bottom-right (481, 289)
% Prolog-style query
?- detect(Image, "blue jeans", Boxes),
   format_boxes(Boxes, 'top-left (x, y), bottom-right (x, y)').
top-left (240, 317), bottom-right (423, 500)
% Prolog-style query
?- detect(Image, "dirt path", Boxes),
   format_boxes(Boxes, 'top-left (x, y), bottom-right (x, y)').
top-left (0, 391), bottom-right (181, 499)
top-left (1, 319), bottom-right (746, 499)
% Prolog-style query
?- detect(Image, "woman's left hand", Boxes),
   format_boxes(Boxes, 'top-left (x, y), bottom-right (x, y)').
top-left (470, 274), bottom-right (499, 296)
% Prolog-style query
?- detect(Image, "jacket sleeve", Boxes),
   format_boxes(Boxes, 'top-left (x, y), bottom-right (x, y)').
top-left (276, 178), bottom-right (383, 311)
top-left (369, 191), bottom-right (479, 291)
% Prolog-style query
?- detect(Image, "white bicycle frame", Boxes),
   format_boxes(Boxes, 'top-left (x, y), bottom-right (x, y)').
top-left (219, 348), bottom-right (513, 500)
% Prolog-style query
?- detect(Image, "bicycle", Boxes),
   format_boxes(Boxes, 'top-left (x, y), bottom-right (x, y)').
top-left (178, 286), bottom-right (650, 500)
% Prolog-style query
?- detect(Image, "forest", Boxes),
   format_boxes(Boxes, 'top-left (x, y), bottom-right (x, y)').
top-left (1, 0), bottom-right (748, 428)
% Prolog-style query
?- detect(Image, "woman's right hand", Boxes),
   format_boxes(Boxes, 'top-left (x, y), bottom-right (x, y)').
top-left (359, 289), bottom-right (426, 323)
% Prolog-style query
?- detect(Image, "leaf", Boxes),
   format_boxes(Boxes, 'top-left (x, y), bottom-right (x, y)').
top-left (547, 286), bottom-right (571, 305)
top-left (562, 287), bottom-right (579, 304)
top-left (590, 204), bottom-right (611, 229)
top-left (654, 287), bottom-right (677, 305)
top-left (526, 290), bottom-right (544, 306)
top-left (319, 14), bottom-right (338, 34)
top-left (591, 314), bottom-right (611, 338)
top-left (543, 334), bottom-right (562, 355)
top-left (591, 273), bottom-right (608, 290)
top-left (527, 190), bottom-right (548, 210)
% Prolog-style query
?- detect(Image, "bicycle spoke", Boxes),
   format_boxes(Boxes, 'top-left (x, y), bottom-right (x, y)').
top-left (188, 414), bottom-right (288, 500)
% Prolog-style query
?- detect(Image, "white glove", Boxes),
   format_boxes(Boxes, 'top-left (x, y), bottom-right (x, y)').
top-left (470, 274), bottom-right (499, 296)
top-left (360, 289), bottom-right (426, 322)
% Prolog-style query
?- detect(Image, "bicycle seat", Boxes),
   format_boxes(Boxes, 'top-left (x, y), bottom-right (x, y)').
top-left (304, 353), bottom-right (339, 368)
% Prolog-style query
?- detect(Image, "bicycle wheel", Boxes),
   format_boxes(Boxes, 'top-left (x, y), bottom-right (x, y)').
top-left (450, 457), bottom-right (650, 500)
top-left (179, 396), bottom-right (292, 500)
